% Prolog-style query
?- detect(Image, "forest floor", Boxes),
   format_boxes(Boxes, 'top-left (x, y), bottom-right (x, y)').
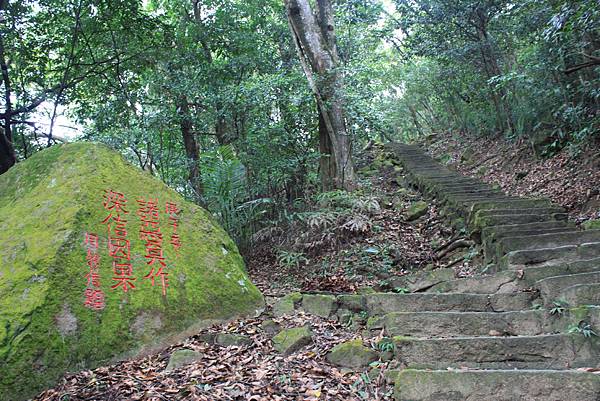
top-left (35, 133), bottom-right (600, 401)
top-left (426, 131), bottom-right (600, 222)
top-left (246, 145), bottom-right (478, 296)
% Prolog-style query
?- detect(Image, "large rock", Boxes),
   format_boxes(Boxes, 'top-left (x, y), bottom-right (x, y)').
top-left (0, 143), bottom-right (264, 400)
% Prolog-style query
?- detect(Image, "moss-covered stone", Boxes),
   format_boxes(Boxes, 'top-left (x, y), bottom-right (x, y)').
top-left (0, 143), bottom-right (264, 400)
top-left (260, 319), bottom-right (281, 336)
top-left (302, 294), bottom-right (336, 318)
top-left (215, 333), bottom-right (252, 347)
top-left (583, 219), bottom-right (600, 230)
top-left (273, 292), bottom-right (303, 317)
top-left (337, 294), bottom-right (365, 312)
top-left (272, 326), bottom-right (312, 355)
top-left (406, 201), bottom-right (428, 221)
top-left (326, 339), bottom-right (378, 368)
top-left (165, 349), bottom-right (202, 371)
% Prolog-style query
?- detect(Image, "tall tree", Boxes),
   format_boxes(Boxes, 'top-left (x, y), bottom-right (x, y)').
top-left (284, 0), bottom-right (356, 190)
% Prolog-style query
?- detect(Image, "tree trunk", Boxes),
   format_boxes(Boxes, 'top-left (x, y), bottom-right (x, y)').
top-left (176, 96), bottom-right (204, 203)
top-left (285, 0), bottom-right (356, 191)
top-left (0, 126), bottom-right (16, 175)
top-left (475, 8), bottom-right (514, 135)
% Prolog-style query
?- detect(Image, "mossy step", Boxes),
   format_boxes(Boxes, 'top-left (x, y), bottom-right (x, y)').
top-left (468, 198), bottom-right (554, 213)
top-left (474, 213), bottom-right (567, 233)
top-left (475, 207), bottom-right (565, 218)
top-left (497, 230), bottom-right (600, 257)
top-left (392, 333), bottom-right (600, 370)
top-left (371, 310), bottom-right (547, 337)
top-left (431, 258), bottom-right (600, 294)
top-left (394, 369), bottom-right (600, 401)
top-left (503, 242), bottom-right (600, 269)
top-left (482, 221), bottom-right (574, 241)
top-left (483, 227), bottom-right (577, 257)
top-left (439, 189), bottom-right (501, 195)
top-left (560, 283), bottom-right (600, 306)
top-left (538, 272), bottom-right (600, 303)
top-left (363, 292), bottom-right (535, 315)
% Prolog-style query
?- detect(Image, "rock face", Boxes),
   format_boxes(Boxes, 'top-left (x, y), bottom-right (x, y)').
top-left (0, 143), bottom-right (264, 400)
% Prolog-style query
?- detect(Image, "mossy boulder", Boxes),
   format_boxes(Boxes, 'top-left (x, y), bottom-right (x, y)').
top-left (326, 339), bottom-right (378, 368)
top-left (272, 325), bottom-right (312, 355)
top-left (0, 143), bottom-right (264, 400)
top-left (165, 349), bottom-right (202, 371)
top-left (406, 201), bottom-right (428, 221)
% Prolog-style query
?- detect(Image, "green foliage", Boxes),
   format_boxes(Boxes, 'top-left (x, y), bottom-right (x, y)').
top-left (277, 250), bottom-right (309, 269)
top-left (377, 337), bottom-right (396, 353)
top-left (388, 0), bottom-right (599, 149)
top-left (567, 322), bottom-right (598, 338)
top-left (550, 299), bottom-right (569, 316)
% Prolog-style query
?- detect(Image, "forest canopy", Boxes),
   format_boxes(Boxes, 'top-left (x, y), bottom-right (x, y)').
top-left (0, 0), bottom-right (598, 247)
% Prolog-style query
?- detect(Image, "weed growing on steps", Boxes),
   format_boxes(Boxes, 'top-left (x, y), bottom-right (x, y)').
top-left (550, 299), bottom-right (569, 316)
top-left (567, 322), bottom-right (598, 338)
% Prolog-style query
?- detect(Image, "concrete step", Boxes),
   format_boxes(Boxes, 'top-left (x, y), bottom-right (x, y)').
top-left (475, 207), bottom-right (566, 218)
top-left (392, 334), bottom-right (600, 370)
top-left (474, 213), bottom-right (567, 232)
top-left (497, 230), bottom-right (600, 257)
top-left (538, 272), bottom-right (600, 303)
top-left (481, 221), bottom-right (575, 243)
top-left (484, 228), bottom-right (578, 260)
top-left (468, 199), bottom-right (554, 214)
top-left (371, 310), bottom-right (548, 337)
top-left (503, 242), bottom-right (600, 269)
top-left (561, 283), bottom-right (600, 306)
top-left (360, 292), bottom-right (535, 316)
top-left (393, 369), bottom-right (600, 401)
top-left (431, 257), bottom-right (600, 294)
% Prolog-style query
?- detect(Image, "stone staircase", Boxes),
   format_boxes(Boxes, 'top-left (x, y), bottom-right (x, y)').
top-left (382, 143), bottom-right (600, 400)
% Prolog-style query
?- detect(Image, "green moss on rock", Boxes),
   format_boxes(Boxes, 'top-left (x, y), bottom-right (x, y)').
top-left (326, 339), bottom-right (378, 368)
top-left (0, 143), bottom-right (264, 400)
top-left (272, 326), bottom-right (312, 355)
top-left (406, 201), bottom-right (428, 221)
top-left (273, 292), bottom-right (303, 317)
top-left (165, 349), bottom-right (202, 371)
top-left (583, 220), bottom-right (600, 230)
top-left (302, 294), bottom-right (336, 318)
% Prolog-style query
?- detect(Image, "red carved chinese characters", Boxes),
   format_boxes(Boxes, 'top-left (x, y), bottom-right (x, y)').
top-left (137, 198), bottom-right (169, 295)
top-left (83, 232), bottom-right (105, 310)
top-left (165, 201), bottom-right (181, 253)
top-left (102, 189), bottom-right (136, 292)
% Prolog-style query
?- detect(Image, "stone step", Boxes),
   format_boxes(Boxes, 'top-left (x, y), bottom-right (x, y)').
top-left (468, 199), bottom-right (554, 214)
top-left (393, 370), bottom-right (600, 401)
top-left (502, 242), bottom-right (600, 269)
top-left (474, 213), bottom-right (566, 232)
top-left (371, 310), bottom-right (548, 337)
top-left (481, 221), bottom-right (575, 243)
top-left (484, 228), bottom-right (578, 260)
top-left (392, 334), bottom-right (600, 370)
top-left (431, 257), bottom-right (600, 294)
top-left (497, 230), bottom-right (600, 257)
top-left (538, 272), bottom-right (600, 303)
top-left (475, 207), bottom-right (566, 219)
top-left (360, 292), bottom-right (535, 315)
top-left (560, 283), bottom-right (600, 306)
